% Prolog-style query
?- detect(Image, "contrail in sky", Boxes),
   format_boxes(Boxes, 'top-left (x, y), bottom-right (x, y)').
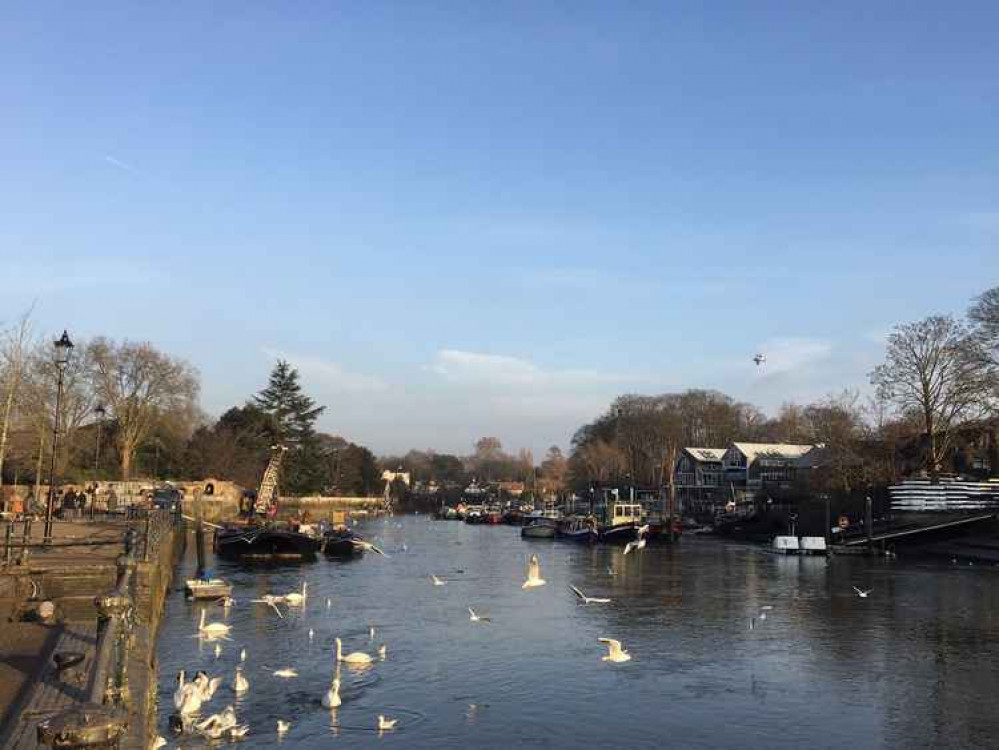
top-left (104, 155), bottom-right (136, 173)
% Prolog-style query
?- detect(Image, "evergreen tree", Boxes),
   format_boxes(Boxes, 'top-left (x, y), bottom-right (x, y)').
top-left (254, 360), bottom-right (325, 444)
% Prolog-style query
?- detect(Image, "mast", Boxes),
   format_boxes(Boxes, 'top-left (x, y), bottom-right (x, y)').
top-left (255, 445), bottom-right (288, 516)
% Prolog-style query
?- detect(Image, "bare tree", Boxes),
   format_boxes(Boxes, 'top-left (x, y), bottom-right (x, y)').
top-left (969, 286), bottom-right (999, 366)
top-left (0, 307), bottom-right (34, 487)
top-left (870, 315), bottom-right (995, 483)
top-left (87, 338), bottom-right (200, 479)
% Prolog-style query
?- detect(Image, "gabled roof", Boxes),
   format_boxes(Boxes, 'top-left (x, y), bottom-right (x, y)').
top-left (729, 443), bottom-right (816, 462)
top-left (683, 447), bottom-right (727, 463)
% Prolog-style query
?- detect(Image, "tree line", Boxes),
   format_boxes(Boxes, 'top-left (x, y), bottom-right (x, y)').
top-left (0, 319), bottom-right (380, 497)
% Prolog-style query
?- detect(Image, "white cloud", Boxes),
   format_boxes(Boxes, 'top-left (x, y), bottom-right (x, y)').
top-left (261, 348), bottom-right (388, 393)
top-left (427, 348), bottom-right (651, 387)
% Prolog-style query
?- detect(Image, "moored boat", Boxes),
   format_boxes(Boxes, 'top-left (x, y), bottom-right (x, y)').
top-left (599, 502), bottom-right (645, 544)
top-left (322, 527), bottom-right (365, 558)
top-left (214, 524), bottom-right (321, 561)
top-left (185, 578), bottom-right (233, 600)
top-left (556, 516), bottom-right (599, 543)
top-left (521, 515), bottom-right (557, 539)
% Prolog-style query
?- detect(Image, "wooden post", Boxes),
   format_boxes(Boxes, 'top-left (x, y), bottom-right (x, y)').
top-left (824, 494), bottom-right (831, 546)
top-left (195, 520), bottom-right (206, 579)
top-left (865, 495), bottom-right (873, 552)
top-left (4, 523), bottom-right (12, 565)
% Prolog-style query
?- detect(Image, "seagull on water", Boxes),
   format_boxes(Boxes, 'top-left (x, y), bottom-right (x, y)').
top-left (308, 628), bottom-right (315, 642)
top-left (378, 715), bottom-right (398, 731)
top-left (277, 719), bottom-right (291, 735)
top-left (271, 667), bottom-right (298, 678)
top-left (468, 607), bottom-right (491, 622)
top-left (570, 585), bottom-right (611, 604)
top-left (369, 625), bottom-right (376, 640)
top-left (214, 643), bottom-right (222, 659)
top-left (240, 648), bottom-right (247, 662)
top-left (522, 554), bottom-right (546, 588)
top-left (853, 586), bottom-right (872, 599)
top-left (326, 598), bottom-right (332, 610)
top-left (598, 638), bottom-right (632, 663)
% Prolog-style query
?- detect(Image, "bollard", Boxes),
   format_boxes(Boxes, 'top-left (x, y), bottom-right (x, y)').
top-left (37, 702), bottom-right (127, 749)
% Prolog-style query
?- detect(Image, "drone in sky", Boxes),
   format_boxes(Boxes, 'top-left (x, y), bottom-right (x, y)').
top-left (753, 353), bottom-right (766, 367)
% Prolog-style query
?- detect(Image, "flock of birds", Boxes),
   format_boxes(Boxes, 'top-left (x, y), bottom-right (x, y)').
top-left (157, 517), bottom-right (879, 748)
top-left (161, 579), bottom-right (399, 747)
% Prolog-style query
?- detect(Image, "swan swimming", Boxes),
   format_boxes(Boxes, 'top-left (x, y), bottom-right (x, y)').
top-left (196, 705), bottom-right (237, 739)
top-left (174, 671), bottom-right (204, 715)
top-left (569, 585), bottom-right (611, 604)
top-left (599, 637), bottom-right (632, 663)
top-left (197, 609), bottom-right (232, 637)
top-left (522, 554), bottom-right (546, 588)
top-left (284, 582), bottom-right (307, 606)
top-left (233, 665), bottom-right (249, 694)
top-left (321, 676), bottom-right (342, 709)
top-left (335, 637), bottom-right (374, 664)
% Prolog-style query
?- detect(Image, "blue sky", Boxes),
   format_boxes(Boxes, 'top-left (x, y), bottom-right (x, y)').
top-left (2, 2), bottom-right (997, 456)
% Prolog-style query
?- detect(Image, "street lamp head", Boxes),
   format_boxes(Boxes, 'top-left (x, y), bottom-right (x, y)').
top-left (53, 330), bottom-right (74, 366)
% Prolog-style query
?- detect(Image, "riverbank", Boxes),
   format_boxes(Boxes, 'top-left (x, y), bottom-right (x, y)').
top-left (0, 511), bottom-right (184, 750)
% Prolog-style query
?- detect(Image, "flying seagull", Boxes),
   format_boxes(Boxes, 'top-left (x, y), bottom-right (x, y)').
top-left (468, 607), bottom-right (491, 622)
top-left (853, 586), bottom-right (872, 599)
top-left (598, 637), bottom-right (632, 663)
top-left (570, 585), bottom-right (611, 604)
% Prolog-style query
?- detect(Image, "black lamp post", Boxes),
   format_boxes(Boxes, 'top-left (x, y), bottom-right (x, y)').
top-left (94, 403), bottom-right (106, 474)
top-left (43, 330), bottom-right (74, 545)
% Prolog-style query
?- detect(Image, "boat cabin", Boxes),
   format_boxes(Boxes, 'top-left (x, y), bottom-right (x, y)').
top-left (609, 503), bottom-right (644, 527)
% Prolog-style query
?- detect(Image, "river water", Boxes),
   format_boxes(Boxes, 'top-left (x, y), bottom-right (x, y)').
top-left (154, 515), bottom-right (999, 749)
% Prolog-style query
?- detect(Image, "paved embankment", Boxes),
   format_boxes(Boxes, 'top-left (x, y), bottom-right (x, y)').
top-left (0, 511), bottom-right (183, 750)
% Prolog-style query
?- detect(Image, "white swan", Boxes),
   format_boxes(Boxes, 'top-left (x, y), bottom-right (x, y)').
top-left (200, 675), bottom-right (222, 701)
top-left (198, 609), bottom-right (232, 637)
top-left (522, 554), bottom-right (546, 588)
top-left (321, 676), bottom-right (342, 709)
top-left (233, 666), bottom-right (249, 694)
top-left (598, 637), bottom-right (632, 663)
top-left (570, 585), bottom-right (611, 604)
top-left (172, 670), bottom-right (189, 711)
top-left (196, 705), bottom-right (237, 739)
top-left (284, 582), bottom-right (307, 606)
top-left (377, 715), bottom-right (397, 731)
top-left (335, 637), bottom-right (374, 664)
top-left (174, 672), bottom-right (204, 716)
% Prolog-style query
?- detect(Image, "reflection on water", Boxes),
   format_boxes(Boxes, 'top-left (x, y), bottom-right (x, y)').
top-left (156, 516), bottom-right (999, 749)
